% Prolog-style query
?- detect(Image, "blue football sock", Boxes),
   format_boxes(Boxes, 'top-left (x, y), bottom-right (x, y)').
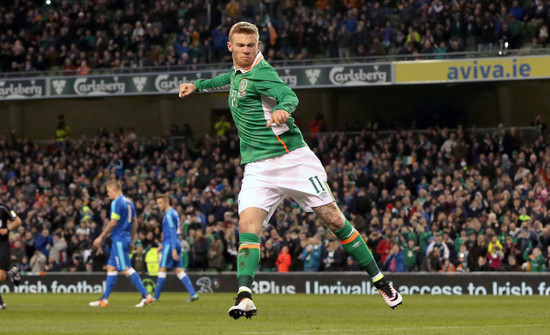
top-left (101, 273), bottom-right (118, 300)
top-left (128, 272), bottom-right (148, 298)
top-left (181, 275), bottom-right (196, 296)
top-left (154, 276), bottom-right (166, 300)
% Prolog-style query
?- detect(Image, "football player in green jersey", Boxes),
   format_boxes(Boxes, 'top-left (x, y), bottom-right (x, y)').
top-left (179, 21), bottom-right (402, 320)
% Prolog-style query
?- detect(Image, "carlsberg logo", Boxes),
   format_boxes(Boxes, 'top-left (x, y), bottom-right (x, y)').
top-left (0, 80), bottom-right (43, 98)
top-left (74, 78), bottom-right (125, 95)
top-left (155, 74), bottom-right (192, 93)
top-left (329, 66), bottom-right (387, 85)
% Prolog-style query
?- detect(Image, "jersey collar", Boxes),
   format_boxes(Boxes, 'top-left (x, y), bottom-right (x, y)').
top-left (234, 52), bottom-right (263, 74)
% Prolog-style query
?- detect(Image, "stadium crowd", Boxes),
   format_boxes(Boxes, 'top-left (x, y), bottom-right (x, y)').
top-left (1, 0), bottom-right (549, 73)
top-left (1, 115), bottom-right (550, 275)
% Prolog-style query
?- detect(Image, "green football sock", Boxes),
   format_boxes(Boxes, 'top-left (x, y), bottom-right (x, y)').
top-left (237, 233), bottom-right (261, 291)
top-left (334, 220), bottom-right (383, 280)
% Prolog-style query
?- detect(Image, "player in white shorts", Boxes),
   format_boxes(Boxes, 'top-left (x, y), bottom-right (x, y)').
top-left (178, 21), bottom-right (402, 320)
top-left (239, 146), bottom-right (334, 224)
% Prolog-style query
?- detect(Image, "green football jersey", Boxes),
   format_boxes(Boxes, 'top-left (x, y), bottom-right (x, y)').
top-left (402, 245), bottom-right (417, 267)
top-left (193, 53), bottom-right (307, 164)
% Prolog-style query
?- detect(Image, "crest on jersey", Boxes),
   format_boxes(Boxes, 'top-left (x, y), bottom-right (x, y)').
top-left (238, 79), bottom-right (248, 92)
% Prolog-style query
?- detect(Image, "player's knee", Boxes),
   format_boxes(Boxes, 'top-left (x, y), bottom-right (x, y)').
top-left (315, 204), bottom-right (345, 231)
top-left (177, 270), bottom-right (187, 280)
top-left (238, 219), bottom-right (261, 234)
top-left (0, 271), bottom-right (6, 282)
top-left (238, 208), bottom-right (265, 234)
top-left (123, 268), bottom-right (136, 277)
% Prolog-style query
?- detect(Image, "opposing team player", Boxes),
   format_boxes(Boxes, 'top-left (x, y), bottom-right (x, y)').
top-left (153, 193), bottom-right (198, 302)
top-left (89, 180), bottom-right (153, 307)
top-left (178, 21), bottom-right (402, 320)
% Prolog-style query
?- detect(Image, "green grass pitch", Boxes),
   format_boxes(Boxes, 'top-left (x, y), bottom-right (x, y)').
top-left (0, 293), bottom-right (548, 334)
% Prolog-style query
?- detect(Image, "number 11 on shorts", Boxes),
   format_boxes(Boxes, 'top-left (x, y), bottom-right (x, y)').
top-left (308, 176), bottom-right (325, 193)
top-left (308, 176), bottom-right (332, 200)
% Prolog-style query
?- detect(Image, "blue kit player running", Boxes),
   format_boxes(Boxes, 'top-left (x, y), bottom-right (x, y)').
top-left (153, 193), bottom-right (198, 302)
top-left (90, 180), bottom-right (153, 307)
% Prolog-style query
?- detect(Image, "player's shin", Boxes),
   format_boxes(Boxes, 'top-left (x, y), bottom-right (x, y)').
top-left (177, 270), bottom-right (196, 296)
top-left (101, 271), bottom-right (118, 300)
top-left (154, 272), bottom-right (166, 300)
top-left (126, 268), bottom-right (149, 298)
top-left (334, 220), bottom-right (384, 282)
top-left (335, 221), bottom-right (402, 308)
top-left (237, 233), bottom-right (261, 293)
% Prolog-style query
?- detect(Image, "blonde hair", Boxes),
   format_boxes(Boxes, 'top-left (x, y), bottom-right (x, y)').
top-left (229, 21), bottom-right (259, 42)
top-left (155, 193), bottom-right (169, 201)
top-left (105, 179), bottom-right (122, 190)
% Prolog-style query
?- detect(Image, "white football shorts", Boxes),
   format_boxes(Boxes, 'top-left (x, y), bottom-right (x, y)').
top-left (238, 146), bottom-right (335, 224)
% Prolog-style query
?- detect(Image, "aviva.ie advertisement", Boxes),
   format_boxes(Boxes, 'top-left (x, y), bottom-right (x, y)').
top-left (395, 55), bottom-right (550, 84)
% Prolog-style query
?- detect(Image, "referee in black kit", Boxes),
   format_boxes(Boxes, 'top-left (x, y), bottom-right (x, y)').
top-left (0, 203), bottom-right (22, 309)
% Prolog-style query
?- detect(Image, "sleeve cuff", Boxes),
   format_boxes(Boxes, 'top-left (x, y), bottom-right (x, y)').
top-left (194, 81), bottom-right (202, 91)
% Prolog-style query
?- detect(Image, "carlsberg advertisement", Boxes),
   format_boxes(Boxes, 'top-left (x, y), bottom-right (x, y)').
top-left (2, 56), bottom-right (549, 101)
top-left (0, 79), bottom-right (46, 100)
top-left (48, 71), bottom-right (228, 98)
top-left (44, 65), bottom-right (391, 99)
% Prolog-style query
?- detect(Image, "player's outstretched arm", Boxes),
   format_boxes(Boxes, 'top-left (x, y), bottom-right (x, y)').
top-left (179, 83), bottom-right (196, 98)
top-left (180, 73), bottom-right (231, 98)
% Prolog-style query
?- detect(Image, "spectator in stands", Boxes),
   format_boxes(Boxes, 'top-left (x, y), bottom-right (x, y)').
top-left (539, 25), bottom-right (549, 47)
top-left (50, 233), bottom-right (67, 265)
top-left (503, 255), bottom-right (522, 271)
top-left (473, 255), bottom-right (491, 271)
top-left (322, 239), bottom-right (346, 271)
top-left (30, 250), bottom-right (47, 273)
top-left (402, 239), bottom-right (419, 272)
top-left (260, 238), bottom-right (277, 272)
top-left (532, 115), bottom-right (547, 134)
top-left (131, 241), bottom-right (147, 274)
top-left (214, 115), bottom-right (232, 138)
top-left (206, 232), bottom-right (224, 271)
top-left (385, 244), bottom-right (404, 272)
top-left (487, 245), bottom-right (504, 271)
top-left (276, 245), bottom-right (291, 272)
top-left (301, 237), bottom-right (321, 272)
top-left (523, 246), bottom-right (546, 272)
top-left (421, 247), bottom-right (443, 272)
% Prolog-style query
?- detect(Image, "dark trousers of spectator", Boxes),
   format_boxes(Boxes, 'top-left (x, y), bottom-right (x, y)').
top-left (404, 265), bottom-right (416, 272)
top-left (290, 258), bottom-right (303, 271)
top-left (193, 253), bottom-right (208, 270)
top-left (416, 253), bottom-right (425, 269)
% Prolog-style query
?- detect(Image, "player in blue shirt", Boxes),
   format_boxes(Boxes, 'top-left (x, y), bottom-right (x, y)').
top-left (153, 193), bottom-right (198, 302)
top-left (89, 180), bottom-right (153, 307)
